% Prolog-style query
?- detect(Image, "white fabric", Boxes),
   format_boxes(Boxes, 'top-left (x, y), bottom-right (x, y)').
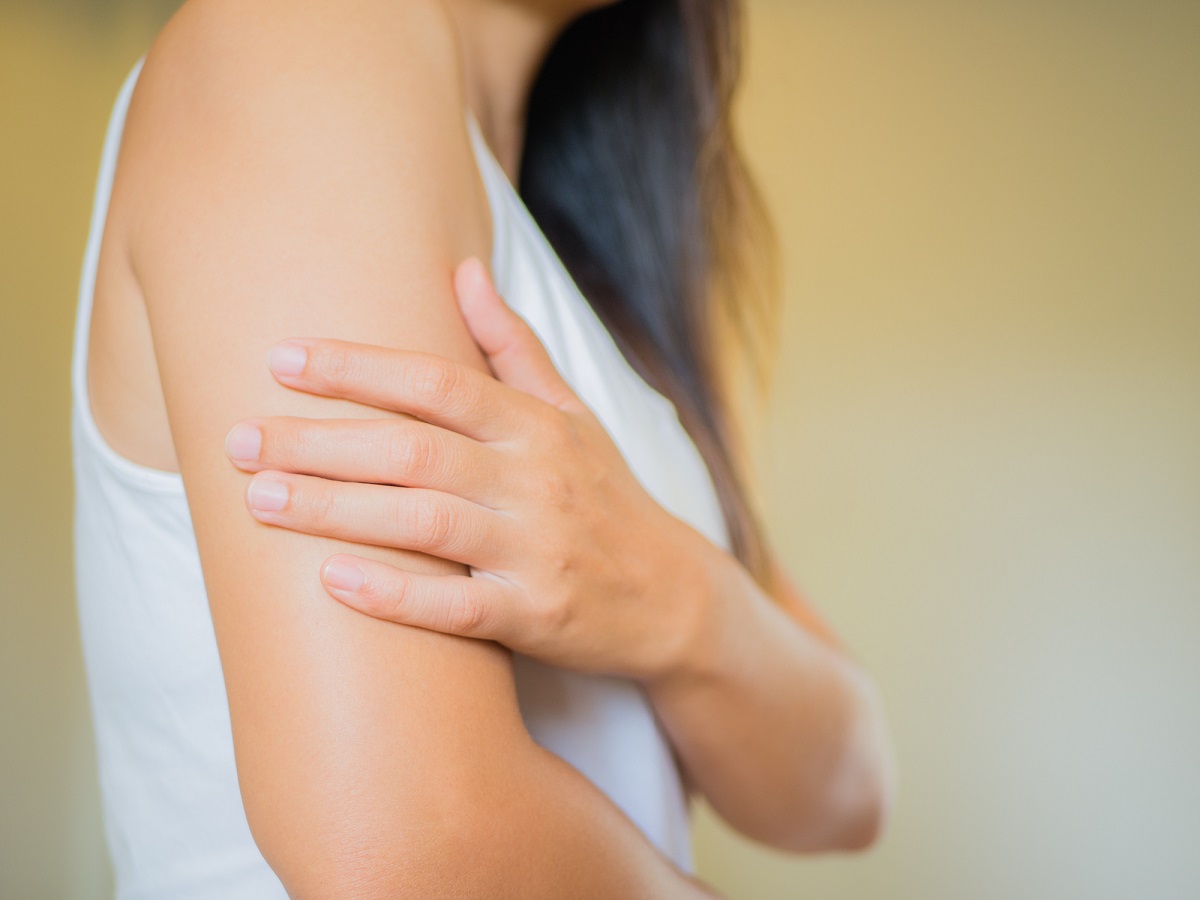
top-left (72, 56), bottom-right (729, 898)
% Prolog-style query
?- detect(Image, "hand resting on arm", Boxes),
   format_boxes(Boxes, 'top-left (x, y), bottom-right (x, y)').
top-left (118, 0), bottom-right (719, 895)
top-left (218, 248), bottom-right (895, 854)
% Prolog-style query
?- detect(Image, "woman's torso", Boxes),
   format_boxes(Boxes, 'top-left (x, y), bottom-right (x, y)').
top-left (74, 55), bottom-right (729, 898)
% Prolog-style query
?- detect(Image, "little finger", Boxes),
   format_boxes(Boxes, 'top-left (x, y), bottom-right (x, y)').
top-left (321, 555), bottom-right (515, 642)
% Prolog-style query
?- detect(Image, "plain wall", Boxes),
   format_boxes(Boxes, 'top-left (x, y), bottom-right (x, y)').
top-left (2, 1), bottom-right (1197, 897)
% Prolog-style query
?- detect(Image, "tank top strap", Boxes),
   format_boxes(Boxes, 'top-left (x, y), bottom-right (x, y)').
top-left (72, 56), bottom-right (144, 400)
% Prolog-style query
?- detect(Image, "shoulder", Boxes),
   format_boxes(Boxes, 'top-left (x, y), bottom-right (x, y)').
top-left (133, 0), bottom-right (463, 133)
top-left (117, 0), bottom-right (495, 475)
top-left (143, 0), bottom-right (461, 99)
top-left (121, 0), bottom-right (487, 268)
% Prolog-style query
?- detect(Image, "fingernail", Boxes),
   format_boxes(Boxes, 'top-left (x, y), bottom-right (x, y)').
top-left (247, 477), bottom-right (288, 512)
top-left (268, 342), bottom-right (307, 377)
top-left (324, 561), bottom-right (364, 592)
top-left (225, 423), bottom-right (262, 462)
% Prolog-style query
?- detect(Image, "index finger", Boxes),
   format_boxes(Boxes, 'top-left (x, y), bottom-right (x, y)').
top-left (266, 337), bottom-right (540, 442)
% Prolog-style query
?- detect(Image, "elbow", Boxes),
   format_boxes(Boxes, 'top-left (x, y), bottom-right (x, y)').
top-left (829, 748), bottom-right (895, 853)
top-left (771, 669), bottom-right (897, 855)
top-left (769, 742), bottom-right (895, 856)
top-left (818, 671), bottom-right (897, 854)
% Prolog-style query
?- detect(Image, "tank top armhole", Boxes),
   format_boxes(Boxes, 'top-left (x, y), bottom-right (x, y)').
top-left (463, 108), bottom-right (510, 288)
top-left (72, 55), bottom-right (184, 494)
top-left (76, 67), bottom-right (502, 496)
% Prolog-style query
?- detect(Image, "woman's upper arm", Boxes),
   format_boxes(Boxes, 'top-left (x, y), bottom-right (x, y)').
top-left (123, 0), bottom-right (526, 885)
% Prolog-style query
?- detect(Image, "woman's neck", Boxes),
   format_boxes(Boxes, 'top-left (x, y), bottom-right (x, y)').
top-left (443, 0), bottom-right (572, 185)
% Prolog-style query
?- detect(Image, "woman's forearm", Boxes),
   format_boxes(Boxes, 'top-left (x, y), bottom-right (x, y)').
top-left (644, 547), bottom-right (896, 853)
top-left (296, 737), bottom-right (719, 898)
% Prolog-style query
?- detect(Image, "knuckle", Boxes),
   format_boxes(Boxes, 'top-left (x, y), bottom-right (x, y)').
top-left (279, 422), bottom-right (313, 467)
top-left (385, 425), bottom-right (434, 483)
top-left (446, 583), bottom-right (485, 636)
top-left (318, 345), bottom-right (361, 388)
top-left (532, 592), bottom-right (570, 639)
top-left (530, 452), bottom-right (574, 512)
top-left (410, 357), bottom-right (462, 412)
top-left (539, 468), bottom-right (573, 508)
top-left (405, 493), bottom-right (454, 551)
top-left (295, 482), bottom-right (339, 531)
top-left (374, 573), bottom-right (413, 622)
top-left (386, 424), bottom-right (439, 482)
top-left (546, 535), bottom-right (574, 577)
top-left (540, 409), bottom-right (577, 454)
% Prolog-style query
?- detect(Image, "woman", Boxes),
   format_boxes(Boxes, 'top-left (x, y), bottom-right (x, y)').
top-left (73, 0), bottom-right (894, 895)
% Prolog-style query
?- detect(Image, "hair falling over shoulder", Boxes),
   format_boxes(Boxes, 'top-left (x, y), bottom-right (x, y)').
top-left (520, 0), bottom-right (782, 590)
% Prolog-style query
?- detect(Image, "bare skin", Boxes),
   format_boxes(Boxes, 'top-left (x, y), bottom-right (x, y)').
top-left (227, 257), bottom-right (896, 852)
top-left (85, 0), bottom-right (894, 891)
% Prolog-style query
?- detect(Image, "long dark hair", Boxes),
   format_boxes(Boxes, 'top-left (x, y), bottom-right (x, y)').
top-left (521, 0), bottom-right (780, 588)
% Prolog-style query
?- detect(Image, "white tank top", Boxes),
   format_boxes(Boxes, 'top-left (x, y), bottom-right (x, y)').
top-left (72, 56), bottom-right (730, 898)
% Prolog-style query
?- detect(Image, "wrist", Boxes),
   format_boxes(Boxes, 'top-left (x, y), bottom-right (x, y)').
top-left (639, 523), bottom-right (743, 691)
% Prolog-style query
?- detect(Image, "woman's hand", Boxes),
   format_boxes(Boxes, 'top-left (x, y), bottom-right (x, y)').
top-left (224, 257), bottom-right (722, 681)
top-left (223, 259), bottom-right (896, 853)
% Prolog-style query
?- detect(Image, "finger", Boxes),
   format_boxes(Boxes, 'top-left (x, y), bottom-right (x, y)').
top-left (225, 416), bottom-right (504, 507)
top-left (244, 472), bottom-right (509, 568)
top-left (320, 554), bottom-right (515, 642)
top-left (266, 337), bottom-right (541, 442)
top-left (454, 256), bottom-right (580, 411)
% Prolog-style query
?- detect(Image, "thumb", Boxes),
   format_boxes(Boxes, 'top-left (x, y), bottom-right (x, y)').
top-left (454, 256), bottom-right (577, 410)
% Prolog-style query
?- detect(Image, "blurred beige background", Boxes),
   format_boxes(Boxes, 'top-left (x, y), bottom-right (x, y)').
top-left (3, 0), bottom-right (1198, 897)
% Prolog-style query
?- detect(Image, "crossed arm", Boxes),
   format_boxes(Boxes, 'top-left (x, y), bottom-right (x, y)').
top-left (122, 5), bottom-right (721, 896)
top-left (121, 1), bottom-right (891, 894)
top-left (224, 261), bottom-right (895, 855)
